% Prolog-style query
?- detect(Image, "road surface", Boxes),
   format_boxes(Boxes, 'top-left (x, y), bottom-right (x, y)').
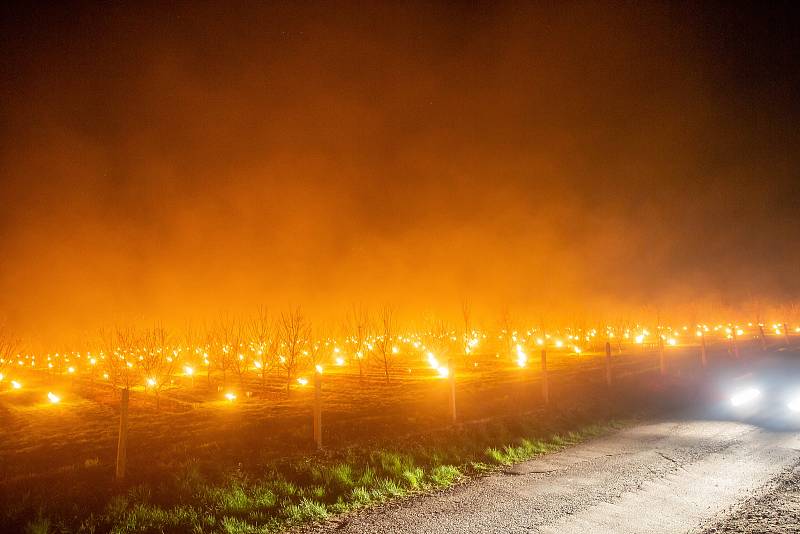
top-left (304, 417), bottom-right (800, 533)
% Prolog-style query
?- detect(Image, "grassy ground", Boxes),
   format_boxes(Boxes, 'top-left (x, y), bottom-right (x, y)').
top-left (26, 415), bottom-right (631, 534)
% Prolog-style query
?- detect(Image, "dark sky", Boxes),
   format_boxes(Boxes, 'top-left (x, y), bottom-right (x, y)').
top-left (1, 1), bottom-right (799, 338)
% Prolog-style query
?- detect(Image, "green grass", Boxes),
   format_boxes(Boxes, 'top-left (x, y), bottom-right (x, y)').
top-left (429, 465), bottom-right (462, 486)
top-left (22, 418), bottom-right (627, 534)
top-left (24, 515), bottom-right (50, 534)
top-left (283, 497), bottom-right (328, 523)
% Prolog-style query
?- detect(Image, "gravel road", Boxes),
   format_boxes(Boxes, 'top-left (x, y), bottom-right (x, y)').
top-left (302, 418), bottom-right (800, 534)
top-left (701, 460), bottom-right (800, 533)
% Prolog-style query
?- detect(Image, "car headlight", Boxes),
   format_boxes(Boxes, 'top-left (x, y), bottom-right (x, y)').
top-left (730, 387), bottom-right (761, 407)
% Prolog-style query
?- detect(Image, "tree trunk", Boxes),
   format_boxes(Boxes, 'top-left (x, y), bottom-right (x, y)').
top-left (313, 371), bottom-right (322, 450)
top-left (448, 357), bottom-right (456, 424)
top-left (541, 349), bottom-right (549, 405)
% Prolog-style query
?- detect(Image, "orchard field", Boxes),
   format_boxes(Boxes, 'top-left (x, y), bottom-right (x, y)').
top-left (0, 316), bottom-right (795, 533)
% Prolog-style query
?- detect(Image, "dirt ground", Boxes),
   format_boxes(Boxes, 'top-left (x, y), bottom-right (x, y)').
top-left (701, 461), bottom-right (800, 533)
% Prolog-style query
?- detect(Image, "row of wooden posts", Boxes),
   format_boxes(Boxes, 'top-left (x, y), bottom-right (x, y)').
top-left (438, 324), bottom-right (787, 435)
top-left (446, 346), bottom-right (603, 428)
top-left (308, 325), bottom-right (790, 452)
top-left (114, 327), bottom-right (791, 480)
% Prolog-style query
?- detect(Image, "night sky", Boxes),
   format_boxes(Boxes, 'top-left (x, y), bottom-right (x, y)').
top-left (1, 2), bottom-right (799, 338)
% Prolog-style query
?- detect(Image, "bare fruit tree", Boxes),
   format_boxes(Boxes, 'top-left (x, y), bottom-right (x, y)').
top-left (307, 322), bottom-right (330, 373)
top-left (100, 326), bottom-right (141, 483)
top-left (373, 306), bottom-right (396, 383)
top-left (461, 299), bottom-right (472, 359)
top-left (346, 305), bottom-right (371, 379)
top-left (228, 322), bottom-right (249, 390)
top-left (139, 325), bottom-right (176, 409)
top-left (201, 327), bottom-right (214, 387)
top-left (425, 319), bottom-right (452, 363)
top-left (500, 308), bottom-right (515, 359)
top-left (249, 308), bottom-right (280, 391)
top-left (214, 318), bottom-right (239, 389)
top-left (183, 323), bottom-right (204, 387)
top-left (101, 326), bottom-right (142, 391)
top-left (0, 324), bottom-right (19, 378)
top-left (279, 308), bottom-right (310, 396)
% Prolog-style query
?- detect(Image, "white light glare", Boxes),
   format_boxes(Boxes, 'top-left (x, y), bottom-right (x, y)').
top-left (730, 387), bottom-right (761, 407)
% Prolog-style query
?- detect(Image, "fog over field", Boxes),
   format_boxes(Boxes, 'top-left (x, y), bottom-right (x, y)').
top-left (1, 3), bottom-right (798, 340)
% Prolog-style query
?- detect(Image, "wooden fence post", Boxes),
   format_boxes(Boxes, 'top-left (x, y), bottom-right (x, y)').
top-left (700, 331), bottom-right (708, 368)
top-left (540, 349), bottom-right (549, 404)
top-left (447, 357), bottom-right (457, 424)
top-left (758, 325), bottom-right (767, 351)
top-left (313, 370), bottom-right (322, 450)
top-left (604, 341), bottom-right (612, 386)
top-left (115, 388), bottom-right (130, 481)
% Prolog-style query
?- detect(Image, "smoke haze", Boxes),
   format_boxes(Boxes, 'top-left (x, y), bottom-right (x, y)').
top-left (1, 2), bottom-right (799, 339)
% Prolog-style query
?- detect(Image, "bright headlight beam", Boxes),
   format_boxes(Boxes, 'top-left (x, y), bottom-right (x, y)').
top-left (730, 387), bottom-right (761, 407)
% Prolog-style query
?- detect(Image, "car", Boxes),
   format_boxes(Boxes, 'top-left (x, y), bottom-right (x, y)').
top-left (716, 353), bottom-right (800, 427)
